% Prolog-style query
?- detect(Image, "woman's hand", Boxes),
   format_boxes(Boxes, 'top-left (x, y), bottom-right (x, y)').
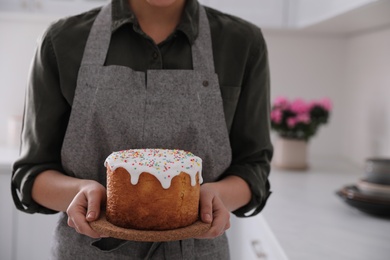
top-left (32, 170), bottom-right (109, 238)
top-left (195, 175), bottom-right (252, 239)
top-left (66, 180), bottom-right (107, 238)
top-left (196, 183), bottom-right (231, 239)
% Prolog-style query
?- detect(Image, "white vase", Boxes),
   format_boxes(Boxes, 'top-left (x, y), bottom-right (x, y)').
top-left (273, 137), bottom-right (308, 170)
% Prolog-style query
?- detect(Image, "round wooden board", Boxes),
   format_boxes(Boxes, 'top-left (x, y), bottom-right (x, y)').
top-left (90, 212), bottom-right (211, 242)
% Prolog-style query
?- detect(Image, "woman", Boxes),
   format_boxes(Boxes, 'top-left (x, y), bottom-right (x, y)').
top-left (12, 0), bottom-right (272, 258)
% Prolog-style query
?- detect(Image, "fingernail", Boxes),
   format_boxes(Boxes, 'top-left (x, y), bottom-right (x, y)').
top-left (203, 213), bottom-right (212, 223)
top-left (87, 212), bottom-right (96, 220)
top-left (100, 234), bottom-right (109, 238)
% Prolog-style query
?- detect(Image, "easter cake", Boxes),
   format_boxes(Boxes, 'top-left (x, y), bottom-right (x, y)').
top-left (104, 149), bottom-right (202, 231)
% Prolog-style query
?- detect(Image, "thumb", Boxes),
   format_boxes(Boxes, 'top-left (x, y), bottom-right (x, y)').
top-left (86, 191), bottom-right (104, 222)
top-left (199, 189), bottom-right (214, 224)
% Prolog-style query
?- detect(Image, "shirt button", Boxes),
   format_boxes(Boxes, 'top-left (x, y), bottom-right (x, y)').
top-left (202, 80), bottom-right (209, 87)
top-left (152, 52), bottom-right (159, 59)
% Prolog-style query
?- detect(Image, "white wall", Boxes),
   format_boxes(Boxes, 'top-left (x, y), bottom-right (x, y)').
top-left (342, 27), bottom-right (390, 165)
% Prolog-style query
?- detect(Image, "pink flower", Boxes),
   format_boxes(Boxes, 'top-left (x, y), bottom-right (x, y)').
top-left (318, 98), bottom-right (332, 111)
top-left (273, 96), bottom-right (289, 109)
top-left (271, 109), bottom-right (282, 124)
top-left (296, 113), bottom-right (310, 124)
top-left (290, 98), bottom-right (310, 114)
top-left (287, 117), bottom-right (298, 128)
top-left (270, 96), bottom-right (331, 140)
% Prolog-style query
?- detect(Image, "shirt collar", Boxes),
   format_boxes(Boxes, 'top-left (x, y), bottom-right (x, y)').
top-left (111, 0), bottom-right (199, 44)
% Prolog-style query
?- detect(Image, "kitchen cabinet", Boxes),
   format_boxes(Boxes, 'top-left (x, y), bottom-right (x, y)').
top-left (0, 166), bottom-right (14, 260)
top-left (0, 0), bottom-right (109, 16)
top-left (0, 0), bottom-right (287, 28)
top-left (200, 0), bottom-right (287, 28)
top-left (0, 0), bottom-right (384, 29)
top-left (13, 211), bottom-right (58, 260)
top-left (226, 214), bottom-right (288, 260)
top-left (203, 0), bottom-right (383, 29)
top-left (289, 0), bottom-right (378, 27)
top-left (0, 147), bottom-right (58, 260)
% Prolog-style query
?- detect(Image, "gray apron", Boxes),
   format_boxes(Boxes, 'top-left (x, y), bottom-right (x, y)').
top-left (55, 2), bottom-right (232, 259)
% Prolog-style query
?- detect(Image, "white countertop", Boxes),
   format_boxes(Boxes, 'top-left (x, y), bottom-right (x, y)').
top-left (262, 157), bottom-right (390, 260)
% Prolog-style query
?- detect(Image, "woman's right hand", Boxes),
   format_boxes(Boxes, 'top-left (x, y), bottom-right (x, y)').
top-left (66, 180), bottom-right (107, 238)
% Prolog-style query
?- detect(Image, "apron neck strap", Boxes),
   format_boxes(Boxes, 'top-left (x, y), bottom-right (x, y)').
top-left (81, 3), bottom-right (112, 66)
top-left (81, 3), bottom-right (215, 73)
top-left (191, 5), bottom-right (215, 72)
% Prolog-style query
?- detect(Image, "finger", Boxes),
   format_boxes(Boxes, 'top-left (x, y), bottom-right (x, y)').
top-left (196, 221), bottom-right (225, 239)
top-left (67, 194), bottom-right (102, 238)
top-left (67, 217), bottom-right (75, 228)
top-left (225, 219), bottom-right (231, 231)
top-left (69, 208), bottom-right (102, 238)
top-left (86, 190), bottom-right (104, 222)
top-left (196, 204), bottom-right (230, 239)
top-left (199, 190), bottom-right (214, 224)
top-left (208, 209), bottom-right (230, 237)
top-left (66, 192), bottom-right (87, 230)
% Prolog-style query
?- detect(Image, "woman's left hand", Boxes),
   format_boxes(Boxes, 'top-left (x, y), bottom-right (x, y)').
top-left (195, 183), bottom-right (231, 239)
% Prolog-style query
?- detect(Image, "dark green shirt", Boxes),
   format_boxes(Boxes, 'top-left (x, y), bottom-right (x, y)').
top-left (12, 0), bottom-right (273, 217)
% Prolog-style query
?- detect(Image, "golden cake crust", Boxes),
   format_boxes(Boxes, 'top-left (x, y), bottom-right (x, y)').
top-left (106, 167), bottom-right (200, 230)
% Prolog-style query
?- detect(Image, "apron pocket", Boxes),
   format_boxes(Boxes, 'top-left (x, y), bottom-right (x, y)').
top-left (90, 238), bottom-right (129, 252)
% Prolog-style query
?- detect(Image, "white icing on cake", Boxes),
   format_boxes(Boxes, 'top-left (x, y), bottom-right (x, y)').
top-left (104, 149), bottom-right (203, 189)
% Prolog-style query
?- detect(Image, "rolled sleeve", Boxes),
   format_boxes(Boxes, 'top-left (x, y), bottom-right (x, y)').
top-left (11, 25), bottom-right (70, 214)
top-left (12, 164), bottom-right (63, 214)
top-left (221, 28), bottom-right (273, 217)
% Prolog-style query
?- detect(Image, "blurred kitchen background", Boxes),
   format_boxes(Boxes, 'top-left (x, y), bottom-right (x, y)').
top-left (1, 0), bottom-right (390, 259)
